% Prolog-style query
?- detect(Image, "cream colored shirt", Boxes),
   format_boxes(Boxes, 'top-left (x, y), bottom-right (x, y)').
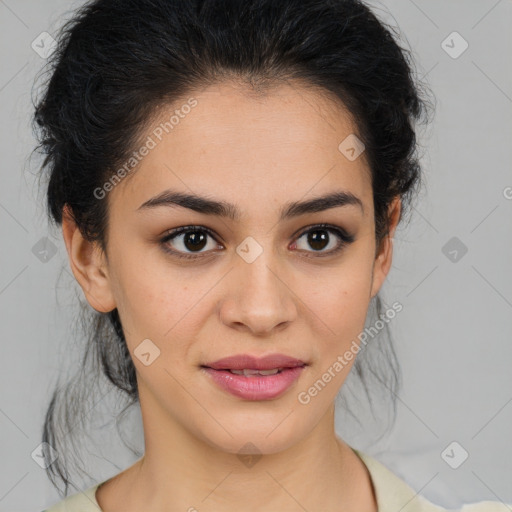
top-left (42, 448), bottom-right (511, 511)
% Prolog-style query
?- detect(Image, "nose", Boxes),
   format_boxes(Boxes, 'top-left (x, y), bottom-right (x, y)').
top-left (218, 254), bottom-right (298, 337)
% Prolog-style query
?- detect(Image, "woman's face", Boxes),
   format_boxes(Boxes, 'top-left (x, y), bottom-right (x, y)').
top-left (67, 80), bottom-right (399, 455)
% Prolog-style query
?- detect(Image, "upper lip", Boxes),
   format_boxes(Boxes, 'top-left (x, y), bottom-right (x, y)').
top-left (203, 353), bottom-right (307, 371)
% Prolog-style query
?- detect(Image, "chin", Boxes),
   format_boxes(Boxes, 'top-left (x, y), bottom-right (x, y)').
top-left (195, 418), bottom-right (308, 457)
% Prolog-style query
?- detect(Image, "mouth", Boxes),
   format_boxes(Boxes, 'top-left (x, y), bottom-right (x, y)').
top-left (200, 354), bottom-right (308, 400)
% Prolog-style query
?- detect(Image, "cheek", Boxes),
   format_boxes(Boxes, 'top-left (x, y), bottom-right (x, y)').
top-left (302, 259), bottom-right (373, 326)
top-left (296, 259), bottom-right (374, 373)
top-left (112, 252), bottom-right (211, 357)
top-left (107, 245), bottom-right (175, 337)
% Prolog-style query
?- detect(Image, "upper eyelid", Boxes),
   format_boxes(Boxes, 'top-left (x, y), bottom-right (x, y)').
top-left (294, 223), bottom-right (350, 238)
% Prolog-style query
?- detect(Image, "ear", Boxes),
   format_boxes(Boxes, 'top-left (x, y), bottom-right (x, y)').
top-left (61, 204), bottom-right (116, 313)
top-left (370, 196), bottom-right (401, 299)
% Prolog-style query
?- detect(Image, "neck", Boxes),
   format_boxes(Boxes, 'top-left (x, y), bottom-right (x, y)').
top-left (96, 397), bottom-right (377, 512)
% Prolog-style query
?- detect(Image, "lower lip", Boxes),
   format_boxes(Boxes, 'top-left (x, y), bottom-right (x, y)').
top-left (202, 366), bottom-right (305, 400)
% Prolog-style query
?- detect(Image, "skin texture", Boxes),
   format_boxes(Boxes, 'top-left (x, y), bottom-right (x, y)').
top-left (62, 80), bottom-right (401, 511)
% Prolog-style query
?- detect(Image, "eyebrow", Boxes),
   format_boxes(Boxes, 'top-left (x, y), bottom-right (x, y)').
top-left (137, 189), bottom-right (364, 220)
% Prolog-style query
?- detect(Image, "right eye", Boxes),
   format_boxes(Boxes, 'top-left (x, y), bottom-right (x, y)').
top-left (160, 225), bottom-right (223, 259)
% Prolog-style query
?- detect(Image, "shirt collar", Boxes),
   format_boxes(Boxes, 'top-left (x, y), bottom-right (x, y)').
top-left (352, 447), bottom-right (444, 512)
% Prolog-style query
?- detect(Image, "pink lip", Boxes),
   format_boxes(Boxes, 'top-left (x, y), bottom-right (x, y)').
top-left (202, 366), bottom-right (305, 400)
top-left (201, 353), bottom-right (307, 401)
top-left (204, 353), bottom-right (306, 371)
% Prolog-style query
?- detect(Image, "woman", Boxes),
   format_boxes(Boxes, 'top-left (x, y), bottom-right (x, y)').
top-left (34, 0), bottom-right (508, 510)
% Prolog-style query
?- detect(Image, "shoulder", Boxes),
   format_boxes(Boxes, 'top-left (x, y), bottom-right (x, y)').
top-left (460, 503), bottom-right (512, 512)
top-left (42, 482), bottom-right (103, 512)
top-left (352, 448), bottom-right (511, 512)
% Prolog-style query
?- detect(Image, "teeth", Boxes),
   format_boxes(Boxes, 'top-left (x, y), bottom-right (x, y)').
top-left (229, 368), bottom-right (282, 376)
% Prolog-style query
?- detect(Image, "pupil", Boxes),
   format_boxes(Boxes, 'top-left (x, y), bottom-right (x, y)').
top-left (308, 230), bottom-right (328, 251)
top-left (184, 231), bottom-right (207, 251)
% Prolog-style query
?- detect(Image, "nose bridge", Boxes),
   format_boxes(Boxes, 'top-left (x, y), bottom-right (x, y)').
top-left (239, 248), bottom-right (280, 298)
top-left (238, 240), bottom-right (284, 306)
top-left (221, 237), bottom-right (297, 334)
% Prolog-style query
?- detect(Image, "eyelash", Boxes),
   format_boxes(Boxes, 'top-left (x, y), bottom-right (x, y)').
top-left (159, 223), bottom-right (355, 261)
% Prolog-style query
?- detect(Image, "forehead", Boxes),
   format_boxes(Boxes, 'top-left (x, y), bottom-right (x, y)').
top-left (108, 80), bottom-right (372, 218)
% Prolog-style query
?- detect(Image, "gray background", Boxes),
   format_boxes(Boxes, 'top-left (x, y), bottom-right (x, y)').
top-left (1, 1), bottom-right (511, 511)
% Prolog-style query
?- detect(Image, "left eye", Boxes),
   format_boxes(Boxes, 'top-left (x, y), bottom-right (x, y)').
top-left (293, 225), bottom-right (351, 255)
